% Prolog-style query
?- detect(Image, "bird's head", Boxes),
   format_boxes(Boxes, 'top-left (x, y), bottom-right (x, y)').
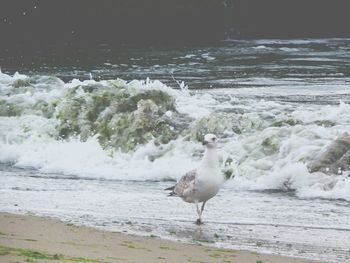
top-left (202, 134), bottom-right (218, 148)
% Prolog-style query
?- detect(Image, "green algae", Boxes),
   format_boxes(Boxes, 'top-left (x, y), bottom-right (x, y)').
top-left (56, 83), bottom-right (184, 151)
top-left (0, 99), bottom-right (22, 117)
top-left (0, 245), bottom-right (105, 262)
top-left (223, 168), bottom-right (234, 180)
top-left (191, 113), bottom-right (245, 142)
top-left (68, 257), bottom-right (104, 262)
top-left (191, 115), bottom-right (222, 142)
top-left (261, 137), bottom-right (278, 154)
top-left (271, 118), bottom-right (302, 127)
top-left (23, 239), bottom-right (37, 242)
top-left (13, 100), bottom-right (57, 119)
top-left (129, 90), bottom-right (175, 112)
top-left (232, 127), bottom-right (242, 134)
top-left (159, 245), bottom-right (176, 251)
top-left (18, 250), bottom-right (62, 260)
top-left (0, 245), bottom-right (63, 260)
top-left (314, 120), bottom-right (336, 127)
top-left (0, 246), bottom-right (10, 256)
top-left (209, 252), bottom-right (221, 258)
top-left (208, 249), bottom-right (237, 261)
top-left (213, 248), bottom-right (235, 254)
top-left (120, 240), bottom-right (146, 250)
top-left (33, 100), bottom-right (55, 118)
top-left (12, 78), bottom-right (32, 89)
top-left (159, 245), bottom-right (170, 250)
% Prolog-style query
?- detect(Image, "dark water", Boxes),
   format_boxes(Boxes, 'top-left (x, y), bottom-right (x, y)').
top-left (2, 39), bottom-right (350, 87)
top-left (2, 39), bottom-right (350, 107)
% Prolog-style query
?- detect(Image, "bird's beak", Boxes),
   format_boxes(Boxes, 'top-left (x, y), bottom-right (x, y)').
top-left (202, 140), bottom-right (208, 145)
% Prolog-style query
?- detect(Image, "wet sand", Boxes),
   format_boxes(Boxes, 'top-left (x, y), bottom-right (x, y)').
top-left (0, 212), bottom-right (321, 263)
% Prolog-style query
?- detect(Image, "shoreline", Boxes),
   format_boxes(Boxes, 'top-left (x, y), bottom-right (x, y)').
top-left (0, 212), bottom-right (321, 263)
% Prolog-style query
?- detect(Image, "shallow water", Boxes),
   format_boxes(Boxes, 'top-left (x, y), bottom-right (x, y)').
top-left (1, 165), bottom-right (350, 262)
top-left (1, 39), bottom-right (350, 262)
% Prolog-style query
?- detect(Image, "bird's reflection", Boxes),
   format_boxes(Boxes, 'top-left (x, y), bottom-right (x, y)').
top-left (166, 224), bottom-right (215, 243)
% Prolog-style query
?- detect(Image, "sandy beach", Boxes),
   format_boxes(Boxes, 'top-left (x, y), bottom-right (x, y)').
top-left (0, 212), bottom-right (322, 263)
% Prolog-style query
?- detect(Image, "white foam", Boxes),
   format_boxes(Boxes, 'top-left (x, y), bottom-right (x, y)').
top-left (1, 72), bottom-right (350, 201)
top-left (279, 47), bottom-right (300, 52)
top-left (0, 134), bottom-right (199, 182)
top-left (253, 45), bottom-right (272, 50)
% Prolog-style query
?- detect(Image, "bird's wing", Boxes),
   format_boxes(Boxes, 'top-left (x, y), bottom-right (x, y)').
top-left (170, 169), bottom-right (197, 197)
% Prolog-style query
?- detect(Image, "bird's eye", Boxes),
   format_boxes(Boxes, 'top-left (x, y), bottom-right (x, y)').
top-left (213, 137), bottom-right (216, 141)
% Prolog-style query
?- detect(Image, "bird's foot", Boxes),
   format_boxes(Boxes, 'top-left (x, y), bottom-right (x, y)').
top-left (196, 219), bottom-right (203, 225)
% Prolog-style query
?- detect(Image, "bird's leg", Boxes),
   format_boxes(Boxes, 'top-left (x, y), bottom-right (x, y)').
top-left (195, 202), bottom-right (202, 225)
top-left (196, 202), bottom-right (205, 225)
top-left (200, 201), bottom-right (206, 217)
top-left (196, 202), bottom-right (201, 218)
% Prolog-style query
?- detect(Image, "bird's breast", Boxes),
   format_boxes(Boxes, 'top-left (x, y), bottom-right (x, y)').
top-left (194, 171), bottom-right (223, 202)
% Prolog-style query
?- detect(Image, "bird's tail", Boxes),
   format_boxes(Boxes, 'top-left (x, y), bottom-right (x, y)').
top-left (165, 185), bottom-right (177, 197)
top-left (164, 185), bottom-right (175, 191)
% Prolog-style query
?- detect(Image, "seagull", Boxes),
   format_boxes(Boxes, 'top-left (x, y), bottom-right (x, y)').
top-left (165, 134), bottom-right (224, 225)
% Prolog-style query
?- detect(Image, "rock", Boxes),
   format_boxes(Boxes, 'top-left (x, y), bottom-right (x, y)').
top-left (190, 113), bottom-right (241, 142)
top-left (55, 82), bottom-right (189, 151)
top-left (309, 133), bottom-right (350, 175)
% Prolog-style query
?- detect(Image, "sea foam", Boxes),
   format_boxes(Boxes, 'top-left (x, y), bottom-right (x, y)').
top-left (1, 71), bottom-right (350, 201)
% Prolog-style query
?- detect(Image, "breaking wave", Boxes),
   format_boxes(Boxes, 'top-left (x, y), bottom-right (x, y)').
top-left (1, 71), bottom-right (350, 201)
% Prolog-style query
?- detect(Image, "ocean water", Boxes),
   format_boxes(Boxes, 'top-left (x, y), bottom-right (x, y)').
top-left (1, 39), bottom-right (350, 262)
